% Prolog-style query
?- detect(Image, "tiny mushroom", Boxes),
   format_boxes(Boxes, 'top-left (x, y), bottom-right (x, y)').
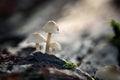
top-left (27, 32), bottom-right (46, 52)
top-left (43, 20), bottom-right (59, 53)
top-left (49, 41), bottom-right (62, 54)
top-left (95, 65), bottom-right (120, 80)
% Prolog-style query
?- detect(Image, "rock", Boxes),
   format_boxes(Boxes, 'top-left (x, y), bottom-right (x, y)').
top-left (0, 50), bottom-right (95, 80)
top-left (23, 52), bottom-right (66, 69)
top-left (33, 52), bottom-right (66, 65)
top-left (0, 68), bottom-right (88, 80)
top-left (17, 47), bottom-right (35, 57)
top-left (95, 65), bottom-right (120, 80)
top-left (0, 52), bottom-right (66, 70)
top-left (0, 52), bottom-right (66, 69)
top-left (0, 73), bottom-right (22, 80)
top-left (79, 41), bottom-right (119, 76)
top-left (38, 68), bottom-right (82, 80)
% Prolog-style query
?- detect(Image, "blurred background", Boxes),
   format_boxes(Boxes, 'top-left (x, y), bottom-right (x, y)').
top-left (0, 0), bottom-right (120, 75)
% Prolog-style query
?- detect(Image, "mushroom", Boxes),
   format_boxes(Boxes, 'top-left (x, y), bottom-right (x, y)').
top-left (95, 65), bottom-right (120, 80)
top-left (43, 20), bottom-right (59, 53)
top-left (27, 32), bottom-right (46, 52)
top-left (49, 41), bottom-right (62, 54)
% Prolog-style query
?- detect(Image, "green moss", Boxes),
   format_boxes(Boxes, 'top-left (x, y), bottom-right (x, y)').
top-left (109, 19), bottom-right (120, 37)
top-left (109, 19), bottom-right (120, 47)
top-left (63, 59), bottom-right (78, 69)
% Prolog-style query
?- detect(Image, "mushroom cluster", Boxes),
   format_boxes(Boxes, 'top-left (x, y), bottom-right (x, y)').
top-left (26, 20), bottom-right (61, 54)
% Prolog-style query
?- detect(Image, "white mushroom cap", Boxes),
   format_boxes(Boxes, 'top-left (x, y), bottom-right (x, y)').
top-left (27, 32), bottom-right (46, 43)
top-left (95, 66), bottom-right (120, 80)
top-left (43, 20), bottom-right (59, 33)
top-left (49, 41), bottom-right (62, 51)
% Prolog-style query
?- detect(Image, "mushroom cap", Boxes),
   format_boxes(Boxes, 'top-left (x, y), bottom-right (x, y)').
top-left (27, 32), bottom-right (46, 43)
top-left (49, 41), bottom-right (62, 51)
top-left (43, 20), bottom-right (59, 33)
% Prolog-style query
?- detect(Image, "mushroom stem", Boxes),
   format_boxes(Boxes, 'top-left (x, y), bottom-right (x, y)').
top-left (45, 33), bottom-right (52, 53)
top-left (35, 43), bottom-right (40, 52)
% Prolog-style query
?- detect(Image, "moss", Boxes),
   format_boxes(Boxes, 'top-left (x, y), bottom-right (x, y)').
top-left (109, 19), bottom-right (120, 37)
top-left (109, 19), bottom-right (120, 47)
top-left (63, 59), bottom-right (78, 69)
